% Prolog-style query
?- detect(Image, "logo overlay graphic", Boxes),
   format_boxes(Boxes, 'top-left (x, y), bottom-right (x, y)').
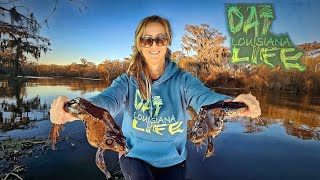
top-left (226, 4), bottom-right (305, 71)
top-left (132, 90), bottom-right (184, 136)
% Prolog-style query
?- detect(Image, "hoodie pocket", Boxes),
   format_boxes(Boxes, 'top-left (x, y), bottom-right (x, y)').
top-left (126, 138), bottom-right (180, 163)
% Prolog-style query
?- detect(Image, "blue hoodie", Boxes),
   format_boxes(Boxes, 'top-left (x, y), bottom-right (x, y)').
top-left (89, 59), bottom-right (232, 167)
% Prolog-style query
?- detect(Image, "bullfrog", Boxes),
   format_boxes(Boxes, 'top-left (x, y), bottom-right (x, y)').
top-left (49, 97), bottom-right (127, 179)
top-left (187, 101), bottom-right (248, 158)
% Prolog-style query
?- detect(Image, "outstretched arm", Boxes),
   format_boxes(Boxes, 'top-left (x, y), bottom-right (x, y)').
top-left (88, 74), bottom-right (129, 117)
top-left (183, 72), bottom-right (233, 113)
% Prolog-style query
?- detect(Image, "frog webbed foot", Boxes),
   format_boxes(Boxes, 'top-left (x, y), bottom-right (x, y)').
top-left (204, 136), bottom-right (215, 158)
top-left (96, 147), bottom-right (111, 179)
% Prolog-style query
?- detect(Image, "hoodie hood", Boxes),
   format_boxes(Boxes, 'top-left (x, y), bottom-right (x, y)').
top-left (129, 58), bottom-right (179, 86)
top-left (154, 58), bottom-right (178, 84)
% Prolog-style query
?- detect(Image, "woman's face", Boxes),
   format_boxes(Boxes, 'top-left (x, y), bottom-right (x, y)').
top-left (139, 22), bottom-right (169, 66)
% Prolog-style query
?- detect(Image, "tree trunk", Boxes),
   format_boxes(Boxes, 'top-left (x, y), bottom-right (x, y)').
top-left (13, 44), bottom-right (21, 77)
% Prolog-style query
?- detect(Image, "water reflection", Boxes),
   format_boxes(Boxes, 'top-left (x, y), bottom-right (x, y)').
top-left (215, 89), bottom-right (320, 141)
top-left (0, 77), bottom-right (108, 132)
top-left (257, 90), bottom-right (319, 141)
top-left (21, 77), bottom-right (108, 92)
top-left (241, 118), bottom-right (266, 134)
top-left (0, 77), bottom-right (319, 179)
top-left (0, 96), bottom-right (48, 131)
top-left (1, 78), bottom-right (319, 141)
top-left (263, 107), bottom-right (319, 140)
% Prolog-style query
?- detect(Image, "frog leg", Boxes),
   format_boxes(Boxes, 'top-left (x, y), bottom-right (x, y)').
top-left (96, 147), bottom-right (111, 179)
top-left (195, 141), bottom-right (205, 152)
top-left (204, 136), bottom-right (215, 158)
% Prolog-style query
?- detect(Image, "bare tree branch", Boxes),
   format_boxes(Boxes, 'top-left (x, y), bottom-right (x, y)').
top-left (0, 6), bottom-right (42, 28)
top-left (0, 0), bottom-right (19, 5)
top-left (40, 0), bottom-right (58, 27)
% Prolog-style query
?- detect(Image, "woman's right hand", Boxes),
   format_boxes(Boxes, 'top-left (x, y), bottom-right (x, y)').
top-left (50, 96), bottom-right (77, 124)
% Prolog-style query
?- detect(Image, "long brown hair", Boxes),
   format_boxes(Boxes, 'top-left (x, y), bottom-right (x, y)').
top-left (127, 15), bottom-right (172, 100)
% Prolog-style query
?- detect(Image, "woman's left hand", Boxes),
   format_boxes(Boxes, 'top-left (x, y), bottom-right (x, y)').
top-left (233, 93), bottom-right (261, 118)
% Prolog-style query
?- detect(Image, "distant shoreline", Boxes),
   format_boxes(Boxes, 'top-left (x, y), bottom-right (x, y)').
top-left (2, 76), bottom-right (104, 81)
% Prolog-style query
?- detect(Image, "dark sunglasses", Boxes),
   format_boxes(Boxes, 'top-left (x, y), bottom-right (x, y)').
top-left (140, 35), bottom-right (169, 48)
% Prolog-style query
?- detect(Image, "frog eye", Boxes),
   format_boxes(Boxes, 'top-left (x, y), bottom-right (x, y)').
top-left (214, 120), bottom-right (223, 127)
top-left (106, 139), bottom-right (114, 145)
top-left (197, 128), bottom-right (204, 136)
top-left (68, 98), bottom-right (80, 106)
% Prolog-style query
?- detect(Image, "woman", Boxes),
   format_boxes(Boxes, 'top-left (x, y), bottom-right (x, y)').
top-left (50, 15), bottom-right (261, 180)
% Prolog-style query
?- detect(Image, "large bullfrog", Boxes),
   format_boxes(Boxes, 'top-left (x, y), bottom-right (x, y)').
top-left (187, 101), bottom-right (249, 158)
top-left (49, 97), bottom-right (127, 179)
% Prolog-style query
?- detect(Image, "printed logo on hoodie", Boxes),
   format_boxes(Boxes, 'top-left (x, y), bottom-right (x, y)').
top-left (132, 89), bottom-right (184, 136)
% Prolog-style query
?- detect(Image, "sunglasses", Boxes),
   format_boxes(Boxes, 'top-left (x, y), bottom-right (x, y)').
top-left (140, 35), bottom-right (169, 48)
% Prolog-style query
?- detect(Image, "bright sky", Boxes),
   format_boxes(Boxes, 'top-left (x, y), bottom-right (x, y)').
top-left (15, 0), bottom-right (320, 65)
